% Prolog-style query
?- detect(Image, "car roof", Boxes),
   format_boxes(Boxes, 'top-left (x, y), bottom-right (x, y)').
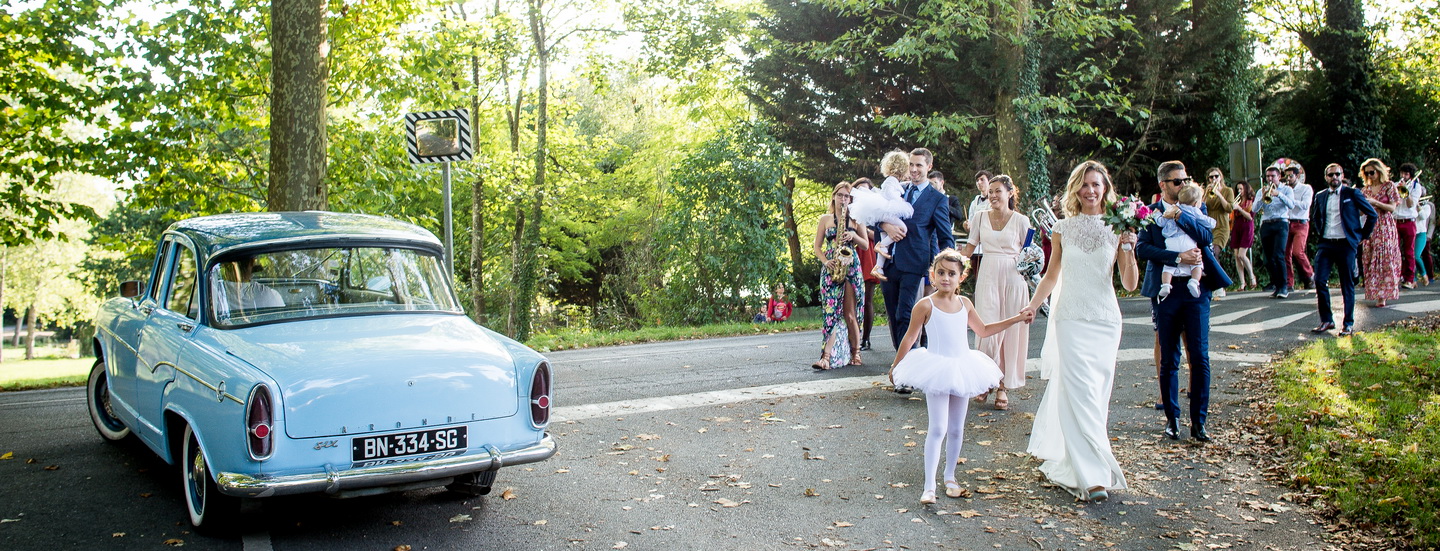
top-left (165, 211), bottom-right (443, 261)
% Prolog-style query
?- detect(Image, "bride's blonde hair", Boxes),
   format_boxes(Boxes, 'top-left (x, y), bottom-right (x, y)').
top-left (1061, 160), bottom-right (1119, 217)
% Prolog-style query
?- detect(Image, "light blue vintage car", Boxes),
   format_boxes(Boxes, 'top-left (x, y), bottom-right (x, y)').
top-left (88, 212), bottom-right (555, 532)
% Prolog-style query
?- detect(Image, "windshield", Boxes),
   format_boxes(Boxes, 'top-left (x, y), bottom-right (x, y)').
top-left (209, 246), bottom-right (461, 327)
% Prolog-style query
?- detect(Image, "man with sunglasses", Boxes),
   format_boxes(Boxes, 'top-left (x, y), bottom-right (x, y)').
top-left (1252, 166), bottom-right (1296, 298)
top-left (1310, 165), bottom-right (1377, 336)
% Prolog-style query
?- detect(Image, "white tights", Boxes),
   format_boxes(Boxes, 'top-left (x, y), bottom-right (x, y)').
top-left (922, 391), bottom-right (969, 492)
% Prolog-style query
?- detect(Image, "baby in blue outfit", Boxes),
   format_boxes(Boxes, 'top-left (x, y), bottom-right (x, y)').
top-left (1158, 185), bottom-right (1216, 299)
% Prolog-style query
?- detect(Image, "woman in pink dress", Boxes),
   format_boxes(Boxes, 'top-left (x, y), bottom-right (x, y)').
top-left (959, 175), bottom-right (1032, 410)
top-left (1360, 158), bottom-right (1401, 307)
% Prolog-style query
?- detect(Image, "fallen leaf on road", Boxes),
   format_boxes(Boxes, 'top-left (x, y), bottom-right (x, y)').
top-left (957, 510), bottom-right (982, 518)
top-left (0, 452), bottom-right (11, 460)
top-left (449, 514), bottom-right (471, 523)
top-left (391, 521), bottom-right (403, 526)
top-left (834, 521), bottom-right (854, 527)
top-left (636, 434), bottom-right (660, 441)
top-left (804, 488), bottom-right (820, 497)
top-left (43, 465), bottom-right (59, 471)
top-left (904, 442), bottom-right (917, 447)
top-left (534, 519), bottom-right (548, 525)
top-left (394, 546), bottom-right (412, 551)
top-left (714, 498), bottom-right (741, 508)
top-left (613, 542), bottom-right (628, 549)
top-left (163, 539), bottom-right (184, 546)
top-left (112, 533), bottom-right (125, 538)
top-left (803, 452), bottom-right (825, 460)
top-left (555, 468), bottom-right (570, 473)
top-left (501, 488), bottom-right (517, 500)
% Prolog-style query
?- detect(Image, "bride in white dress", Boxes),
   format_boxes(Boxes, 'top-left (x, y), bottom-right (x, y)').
top-left (1023, 161), bottom-right (1140, 502)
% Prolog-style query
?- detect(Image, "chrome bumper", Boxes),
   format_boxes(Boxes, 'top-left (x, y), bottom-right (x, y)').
top-left (216, 435), bottom-right (556, 498)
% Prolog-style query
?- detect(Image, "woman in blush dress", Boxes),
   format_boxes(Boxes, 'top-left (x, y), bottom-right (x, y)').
top-left (1023, 161), bottom-right (1140, 502)
top-left (1359, 158), bottom-right (1401, 307)
top-left (959, 174), bottom-right (1032, 410)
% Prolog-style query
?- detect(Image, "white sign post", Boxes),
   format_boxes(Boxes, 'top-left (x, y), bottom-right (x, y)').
top-left (405, 109), bottom-right (474, 276)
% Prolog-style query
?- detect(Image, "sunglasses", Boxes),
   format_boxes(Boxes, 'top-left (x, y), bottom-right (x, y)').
top-left (1165, 177), bottom-right (1194, 185)
top-left (1326, 172), bottom-right (1342, 177)
top-left (1364, 171), bottom-right (1377, 176)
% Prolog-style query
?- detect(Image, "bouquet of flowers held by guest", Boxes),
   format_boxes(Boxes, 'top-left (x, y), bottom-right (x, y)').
top-left (1103, 195), bottom-right (1156, 250)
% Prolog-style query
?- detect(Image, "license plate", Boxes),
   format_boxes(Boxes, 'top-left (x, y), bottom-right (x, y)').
top-left (352, 427), bottom-right (468, 463)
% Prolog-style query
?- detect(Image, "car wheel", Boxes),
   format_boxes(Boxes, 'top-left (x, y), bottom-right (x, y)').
top-left (445, 470), bottom-right (497, 497)
top-left (182, 424), bottom-right (239, 534)
top-left (86, 359), bottom-right (130, 441)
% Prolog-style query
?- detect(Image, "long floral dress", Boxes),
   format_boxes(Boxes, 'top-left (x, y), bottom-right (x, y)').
top-left (1362, 181), bottom-right (1401, 301)
top-left (820, 226), bottom-right (865, 369)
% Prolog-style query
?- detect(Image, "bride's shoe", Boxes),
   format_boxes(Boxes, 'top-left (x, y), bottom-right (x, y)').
top-left (1087, 486), bottom-right (1108, 502)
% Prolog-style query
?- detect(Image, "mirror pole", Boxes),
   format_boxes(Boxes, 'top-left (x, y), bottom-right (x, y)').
top-left (442, 161), bottom-right (455, 277)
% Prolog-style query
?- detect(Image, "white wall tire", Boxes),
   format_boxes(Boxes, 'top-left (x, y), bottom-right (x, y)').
top-left (181, 424), bottom-right (239, 534)
top-left (86, 359), bottom-right (130, 442)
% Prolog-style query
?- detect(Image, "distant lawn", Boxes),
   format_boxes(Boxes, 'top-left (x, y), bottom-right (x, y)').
top-left (526, 308), bottom-right (838, 353)
top-left (1270, 316), bottom-right (1440, 548)
top-left (0, 354), bottom-right (92, 391)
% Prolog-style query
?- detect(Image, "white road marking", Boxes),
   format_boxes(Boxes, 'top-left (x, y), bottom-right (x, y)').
top-left (553, 375), bottom-right (887, 422)
top-left (1125, 306), bottom-right (1266, 326)
top-left (1391, 299), bottom-right (1440, 313)
top-left (1211, 311), bottom-right (1313, 335)
top-left (242, 530), bottom-right (274, 551)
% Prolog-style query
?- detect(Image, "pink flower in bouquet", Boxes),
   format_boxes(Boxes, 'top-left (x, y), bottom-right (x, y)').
top-left (1103, 195), bottom-right (1155, 235)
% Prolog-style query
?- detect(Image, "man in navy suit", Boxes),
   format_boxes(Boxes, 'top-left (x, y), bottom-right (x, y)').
top-left (1309, 164), bottom-right (1378, 336)
top-left (881, 148), bottom-right (954, 351)
top-left (1136, 161), bottom-right (1233, 442)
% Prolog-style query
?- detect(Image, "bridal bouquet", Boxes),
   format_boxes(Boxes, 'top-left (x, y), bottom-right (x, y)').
top-left (1104, 195), bottom-right (1155, 250)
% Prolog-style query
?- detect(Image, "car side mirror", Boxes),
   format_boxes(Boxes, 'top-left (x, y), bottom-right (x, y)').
top-left (120, 280), bottom-right (144, 298)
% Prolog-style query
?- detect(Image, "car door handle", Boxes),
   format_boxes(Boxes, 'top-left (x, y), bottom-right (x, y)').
top-left (177, 322), bottom-right (194, 332)
top-left (140, 306), bottom-right (154, 315)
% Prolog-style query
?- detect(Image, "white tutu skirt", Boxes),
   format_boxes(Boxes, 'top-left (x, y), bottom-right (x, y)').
top-left (891, 348), bottom-right (1003, 398)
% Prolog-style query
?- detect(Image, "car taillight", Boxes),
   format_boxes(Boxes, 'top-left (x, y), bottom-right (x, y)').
top-left (529, 362), bottom-right (551, 428)
top-left (246, 385), bottom-right (274, 460)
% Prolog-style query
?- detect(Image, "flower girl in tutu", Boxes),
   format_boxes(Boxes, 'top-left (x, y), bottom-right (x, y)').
top-left (888, 249), bottom-right (1034, 504)
top-left (850, 150), bottom-right (916, 281)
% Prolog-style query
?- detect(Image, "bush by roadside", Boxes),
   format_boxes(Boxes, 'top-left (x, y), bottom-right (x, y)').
top-left (1267, 314), bottom-right (1440, 549)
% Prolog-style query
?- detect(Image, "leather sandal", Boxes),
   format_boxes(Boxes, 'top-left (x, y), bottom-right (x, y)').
top-left (849, 353), bottom-right (863, 366)
top-left (994, 390), bottom-right (1010, 410)
top-left (973, 391), bottom-right (990, 404)
top-left (812, 356), bottom-right (830, 370)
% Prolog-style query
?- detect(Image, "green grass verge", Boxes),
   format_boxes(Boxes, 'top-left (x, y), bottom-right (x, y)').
top-left (526, 318), bottom-right (828, 353)
top-left (1270, 319), bottom-right (1440, 547)
top-left (0, 356), bottom-right (92, 391)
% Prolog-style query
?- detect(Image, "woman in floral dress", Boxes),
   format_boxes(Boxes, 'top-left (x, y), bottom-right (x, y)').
top-left (1360, 158), bottom-right (1401, 307)
top-left (812, 182), bottom-right (870, 369)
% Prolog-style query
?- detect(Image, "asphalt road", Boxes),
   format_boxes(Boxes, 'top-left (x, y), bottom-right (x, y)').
top-left (3, 285), bottom-right (1437, 550)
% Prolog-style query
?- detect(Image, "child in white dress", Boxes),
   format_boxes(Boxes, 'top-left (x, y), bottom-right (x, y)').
top-left (888, 249), bottom-right (1034, 504)
top-left (850, 150), bottom-right (915, 281)
top-left (1158, 184), bottom-right (1215, 298)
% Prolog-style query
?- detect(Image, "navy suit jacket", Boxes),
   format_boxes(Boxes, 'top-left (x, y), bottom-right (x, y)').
top-left (890, 185), bottom-right (955, 275)
top-left (1309, 185), bottom-right (1377, 249)
top-left (1135, 201), bottom-right (1233, 298)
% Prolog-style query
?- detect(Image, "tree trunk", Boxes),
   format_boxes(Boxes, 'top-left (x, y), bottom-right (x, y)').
top-left (994, 0), bottom-right (1031, 192)
top-left (510, 0), bottom-right (551, 343)
top-left (780, 174), bottom-right (804, 285)
top-left (268, 0), bottom-right (329, 212)
top-left (24, 303), bottom-right (37, 360)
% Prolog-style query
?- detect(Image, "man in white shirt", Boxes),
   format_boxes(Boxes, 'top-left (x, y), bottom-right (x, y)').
top-left (1395, 163), bottom-right (1425, 288)
top-left (964, 170), bottom-right (993, 273)
top-left (1283, 165), bottom-right (1314, 290)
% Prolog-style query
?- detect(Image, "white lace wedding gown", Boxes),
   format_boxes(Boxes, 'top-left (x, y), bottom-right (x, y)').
top-left (1027, 213), bottom-right (1128, 498)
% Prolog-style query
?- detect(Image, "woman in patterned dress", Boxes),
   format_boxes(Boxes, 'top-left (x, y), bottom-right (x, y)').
top-left (1359, 158), bottom-right (1401, 307)
top-left (812, 182), bottom-right (870, 369)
